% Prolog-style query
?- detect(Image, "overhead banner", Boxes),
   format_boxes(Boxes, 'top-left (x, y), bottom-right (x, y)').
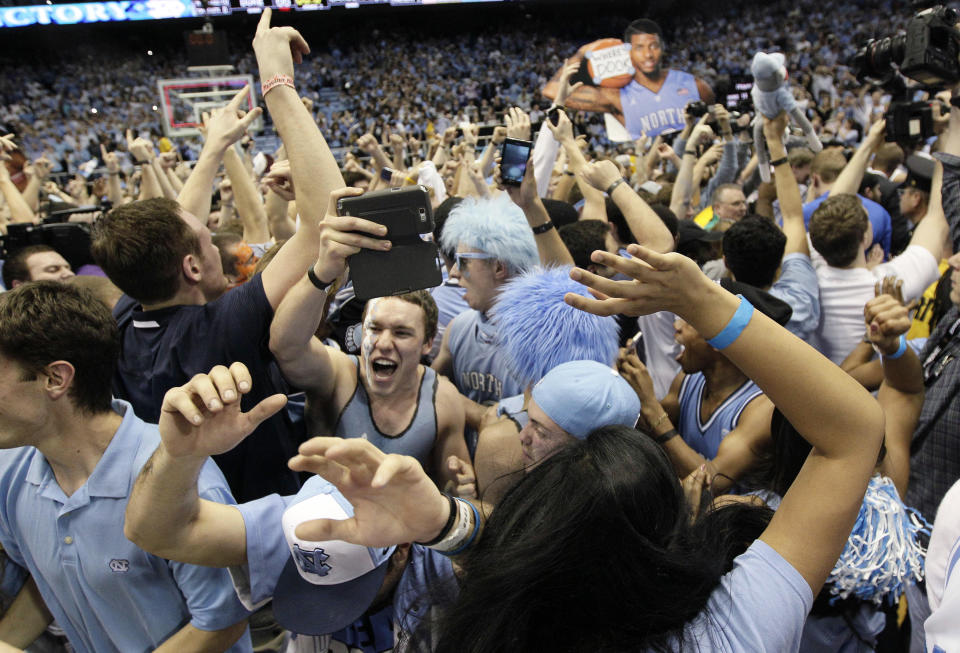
top-left (0, 0), bottom-right (198, 27)
top-left (0, 0), bottom-right (507, 27)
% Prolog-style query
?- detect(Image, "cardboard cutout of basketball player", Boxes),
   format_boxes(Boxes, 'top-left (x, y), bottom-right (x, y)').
top-left (542, 19), bottom-right (714, 139)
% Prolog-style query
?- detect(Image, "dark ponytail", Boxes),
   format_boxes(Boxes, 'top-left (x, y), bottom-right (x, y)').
top-left (415, 425), bottom-right (771, 653)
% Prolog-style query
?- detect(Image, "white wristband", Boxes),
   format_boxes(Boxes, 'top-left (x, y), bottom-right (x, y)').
top-left (428, 497), bottom-right (473, 553)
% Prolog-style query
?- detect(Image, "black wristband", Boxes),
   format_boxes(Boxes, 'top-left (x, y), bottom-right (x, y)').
top-left (605, 178), bottom-right (626, 196)
top-left (416, 493), bottom-right (457, 546)
top-left (770, 156), bottom-right (789, 167)
top-left (532, 221), bottom-right (556, 235)
top-left (684, 150), bottom-right (697, 156)
top-left (653, 428), bottom-right (678, 445)
top-left (306, 266), bottom-right (333, 291)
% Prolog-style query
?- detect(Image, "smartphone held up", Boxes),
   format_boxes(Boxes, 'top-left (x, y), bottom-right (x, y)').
top-left (338, 186), bottom-right (443, 300)
top-left (500, 138), bottom-right (533, 186)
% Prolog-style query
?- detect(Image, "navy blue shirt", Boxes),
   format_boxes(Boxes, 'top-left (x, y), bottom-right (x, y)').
top-left (112, 274), bottom-right (300, 502)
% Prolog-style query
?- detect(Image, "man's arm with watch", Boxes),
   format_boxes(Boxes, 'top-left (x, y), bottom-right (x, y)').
top-left (268, 186), bottom-right (389, 401)
top-left (289, 437), bottom-right (487, 558)
top-left (253, 9), bottom-right (347, 311)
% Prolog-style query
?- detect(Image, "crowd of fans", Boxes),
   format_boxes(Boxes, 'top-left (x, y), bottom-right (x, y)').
top-left (3, 0), bottom-right (960, 652)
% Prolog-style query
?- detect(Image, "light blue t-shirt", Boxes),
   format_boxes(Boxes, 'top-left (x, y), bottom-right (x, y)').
top-left (675, 539), bottom-right (813, 650)
top-left (0, 400), bottom-right (252, 653)
top-left (769, 252), bottom-right (822, 343)
top-left (446, 309), bottom-right (523, 405)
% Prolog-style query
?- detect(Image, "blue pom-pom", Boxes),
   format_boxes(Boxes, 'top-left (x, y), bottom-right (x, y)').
top-left (828, 475), bottom-right (931, 605)
top-left (490, 266), bottom-right (620, 387)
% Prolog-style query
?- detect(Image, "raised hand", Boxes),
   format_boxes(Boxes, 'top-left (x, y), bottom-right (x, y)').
top-left (566, 244), bottom-right (706, 318)
top-left (288, 437), bottom-right (450, 547)
top-left (356, 133), bottom-right (380, 155)
top-left (253, 7), bottom-right (310, 80)
top-left (263, 159), bottom-right (295, 200)
top-left (28, 157), bottom-right (52, 180)
top-left (505, 106), bottom-right (531, 141)
top-left (616, 347), bottom-right (656, 406)
top-left (126, 130), bottom-right (155, 164)
top-left (159, 151), bottom-right (179, 170)
top-left (491, 125), bottom-right (507, 145)
top-left (554, 60), bottom-right (584, 107)
top-left (100, 144), bottom-right (120, 174)
top-left (545, 107), bottom-right (575, 144)
top-left (442, 126), bottom-right (458, 146)
top-left (495, 154), bottom-right (537, 208)
top-left (865, 277), bottom-right (912, 355)
top-left (447, 455), bottom-right (478, 499)
top-left (218, 178), bottom-right (234, 204)
top-left (201, 86), bottom-right (263, 151)
top-left (158, 362), bottom-right (287, 460)
top-left (578, 159), bottom-right (623, 193)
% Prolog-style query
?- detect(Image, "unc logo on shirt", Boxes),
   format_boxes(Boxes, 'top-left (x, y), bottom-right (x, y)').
top-left (109, 559), bottom-right (130, 573)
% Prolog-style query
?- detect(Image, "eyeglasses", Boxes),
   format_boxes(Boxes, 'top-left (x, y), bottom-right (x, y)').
top-left (454, 252), bottom-right (496, 269)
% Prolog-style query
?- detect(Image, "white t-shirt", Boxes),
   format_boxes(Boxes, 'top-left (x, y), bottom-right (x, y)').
top-left (810, 245), bottom-right (939, 364)
top-left (925, 532), bottom-right (960, 652)
top-left (636, 310), bottom-right (681, 400)
top-left (927, 479), bottom-right (960, 611)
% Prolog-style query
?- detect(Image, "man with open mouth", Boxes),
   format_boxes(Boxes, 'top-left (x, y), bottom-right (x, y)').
top-left (269, 187), bottom-right (470, 489)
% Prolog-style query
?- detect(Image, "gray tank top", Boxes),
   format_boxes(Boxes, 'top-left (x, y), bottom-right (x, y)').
top-left (333, 356), bottom-right (439, 469)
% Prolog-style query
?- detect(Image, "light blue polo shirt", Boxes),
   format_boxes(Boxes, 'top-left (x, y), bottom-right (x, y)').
top-left (0, 400), bottom-right (252, 653)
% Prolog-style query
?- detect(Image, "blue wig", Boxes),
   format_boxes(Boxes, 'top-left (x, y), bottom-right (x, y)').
top-left (440, 194), bottom-right (539, 276)
top-left (490, 266), bottom-right (620, 388)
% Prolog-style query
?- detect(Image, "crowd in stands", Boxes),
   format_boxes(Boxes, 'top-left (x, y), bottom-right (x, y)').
top-left (3, 0), bottom-right (960, 652)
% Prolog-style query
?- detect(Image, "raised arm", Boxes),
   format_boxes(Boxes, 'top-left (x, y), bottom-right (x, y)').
top-left (564, 245), bottom-right (885, 595)
top-left (541, 48), bottom-right (622, 116)
top-left (101, 145), bottom-right (124, 207)
top-left (269, 186), bottom-right (389, 396)
top-left (176, 90), bottom-right (262, 224)
top-left (252, 9), bottom-right (349, 310)
top-left (906, 158), bottom-right (948, 261)
top-left (764, 113), bottom-right (809, 256)
top-left (865, 285), bottom-right (923, 498)
top-left (223, 146), bottom-right (271, 244)
top-left (579, 158), bottom-right (674, 253)
top-left (124, 363), bottom-right (286, 566)
top-left (0, 136), bottom-right (36, 224)
top-left (262, 160), bottom-right (297, 240)
top-left (829, 119), bottom-right (885, 197)
top-left (497, 153), bottom-right (574, 267)
top-left (670, 116), bottom-right (711, 218)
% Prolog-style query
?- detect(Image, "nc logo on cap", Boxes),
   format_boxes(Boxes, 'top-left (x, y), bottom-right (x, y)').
top-left (293, 544), bottom-right (331, 577)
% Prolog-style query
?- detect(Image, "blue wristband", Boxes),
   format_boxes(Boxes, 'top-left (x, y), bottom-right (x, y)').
top-left (706, 295), bottom-right (755, 350)
top-left (442, 499), bottom-right (480, 557)
top-left (882, 334), bottom-right (908, 360)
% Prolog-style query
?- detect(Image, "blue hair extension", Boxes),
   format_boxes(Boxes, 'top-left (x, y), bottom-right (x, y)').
top-left (490, 266), bottom-right (620, 387)
top-left (828, 475), bottom-right (931, 605)
top-left (439, 194), bottom-right (539, 275)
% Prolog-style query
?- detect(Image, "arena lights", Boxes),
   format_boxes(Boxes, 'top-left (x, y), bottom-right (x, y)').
top-left (0, 0), bottom-right (507, 27)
